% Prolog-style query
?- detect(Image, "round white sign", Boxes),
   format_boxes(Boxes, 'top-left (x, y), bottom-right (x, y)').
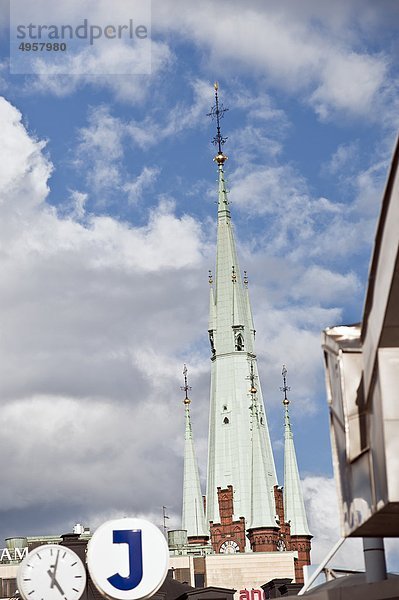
top-left (87, 518), bottom-right (169, 600)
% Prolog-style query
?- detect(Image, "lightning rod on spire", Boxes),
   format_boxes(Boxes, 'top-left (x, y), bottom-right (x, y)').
top-left (181, 364), bottom-right (192, 404)
top-left (162, 505), bottom-right (170, 537)
top-left (280, 364), bottom-right (291, 405)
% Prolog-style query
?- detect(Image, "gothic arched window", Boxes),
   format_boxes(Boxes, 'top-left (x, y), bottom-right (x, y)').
top-left (235, 334), bottom-right (244, 351)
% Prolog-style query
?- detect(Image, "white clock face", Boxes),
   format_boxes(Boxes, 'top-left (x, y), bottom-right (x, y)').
top-left (219, 540), bottom-right (239, 554)
top-left (17, 544), bottom-right (87, 600)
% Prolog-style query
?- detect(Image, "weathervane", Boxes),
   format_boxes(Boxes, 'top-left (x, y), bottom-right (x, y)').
top-left (207, 82), bottom-right (229, 165)
top-left (280, 364), bottom-right (291, 405)
top-left (181, 364), bottom-right (192, 404)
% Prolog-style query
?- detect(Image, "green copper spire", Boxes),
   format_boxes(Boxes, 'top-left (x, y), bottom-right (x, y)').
top-left (248, 363), bottom-right (278, 529)
top-left (281, 366), bottom-right (311, 536)
top-left (217, 162), bottom-right (230, 216)
top-left (244, 272), bottom-right (256, 342)
top-left (207, 83), bottom-right (254, 350)
top-left (181, 365), bottom-right (208, 539)
top-left (206, 83), bottom-right (277, 531)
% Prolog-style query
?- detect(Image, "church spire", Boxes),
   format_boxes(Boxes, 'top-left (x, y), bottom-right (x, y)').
top-left (281, 366), bottom-right (311, 536)
top-left (181, 365), bottom-right (209, 542)
top-left (243, 271), bottom-right (256, 343)
top-left (206, 83), bottom-right (253, 355)
top-left (248, 362), bottom-right (277, 529)
top-left (206, 83), bottom-right (277, 533)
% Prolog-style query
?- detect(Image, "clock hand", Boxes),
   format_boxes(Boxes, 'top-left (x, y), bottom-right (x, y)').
top-left (47, 568), bottom-right (65, 596)
top-left (50, 550), bottom-right (60, 587)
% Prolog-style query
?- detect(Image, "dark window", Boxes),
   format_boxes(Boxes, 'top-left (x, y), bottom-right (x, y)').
top-left (209, 331), bottom-right (215, 355)
top-left (0, 578), bottom-right (17, 598)
top-left (223, 417), bottom-right (229, 424)
top-left (194, 573), bottom-right (205, 588)
top-left (236, 334), bottom-right (244, 351)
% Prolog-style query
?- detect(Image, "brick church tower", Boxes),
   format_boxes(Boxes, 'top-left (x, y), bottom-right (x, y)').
top-left (181, 83), bottom-right (311, 582)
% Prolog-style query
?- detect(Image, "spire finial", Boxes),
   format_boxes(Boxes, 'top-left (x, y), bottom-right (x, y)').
top-left (207, 82), bottom-right (228, 165)
top-left (247, 362), bottom-right (259, 431)
top-left (208, 270), bottom-right (213, 285)
top-left (231, 265), bottom-right (237, 283)
top-left (280, 364), bottom-right (291, 405)
top-left (181, 364), bottom-right (192, 405)
top-left (249, 361), bottom-right (257, 395)
top-left (244, 271), bottom-right (248, 287)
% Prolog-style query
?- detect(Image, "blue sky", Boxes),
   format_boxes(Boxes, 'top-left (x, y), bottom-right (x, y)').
top-left (0, 0), bottom-right (398, 569)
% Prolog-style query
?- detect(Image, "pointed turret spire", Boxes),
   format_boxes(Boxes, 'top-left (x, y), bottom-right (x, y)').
top-left (281, 366), bottom-right (311, 536)
top-left (243, 271), bottom-right (256, 342)
top-left (181, 365), bottom-right (209, 542)
top-left (248, 362), bottom-right (277, 529)
top-left (208, 271), bottom-right (216, 354)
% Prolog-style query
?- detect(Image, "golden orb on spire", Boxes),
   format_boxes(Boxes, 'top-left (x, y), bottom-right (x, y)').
top-left (213, 151), bottom-right (228, 165)
top-left (183, 397), bottom-right (191, 405)
top-left (214, 81), bottom-right (219, 91)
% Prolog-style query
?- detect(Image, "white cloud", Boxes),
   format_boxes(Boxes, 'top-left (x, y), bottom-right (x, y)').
top-left (11, 0), bottom-right (169, 103)
top-left (7, 0), bottom-right (397, 123)
top-left (254, 301), bottom-right (340, 413)
top-left (324, 141), bottom-right (359, 175)
top-left (354, 159), bottom-right (389, 216)
top-left (25, 41), bottom-right (172, 102)
top-left (309, 51), bottom-right (388, 119)
top-left (228, 126), bottom-right (283, 164)
top-left (303, 476), bottom-right (399, 573)
top-left (231, 88), bottom-right (288, 127)
top-left (0, 96), bottom-right (208, 536)
top-left (153, 0), bottom-right (393, 120)
top-left (292, 267), bottom-right (361, 304)
top-left (123, 167), bottom-right (160, 205)
top-left (73, 105), bottom-right (161, 202)
top-left (75, 105), bottom-right (125, 193)
top-left (126, 78), bottom-right (214, 149)
top-left (229, 163), bottom-right (350, 260)
top-left (303, 476), bottom-right (364, 569)
top-left (67, 190), bottom-right (88, 220)
top-left (70, 78), bottom-right (213, 201)
top-left (226, 140), bottom-right (386, 268)
top-left (0, 97), bottom-right (52, 210)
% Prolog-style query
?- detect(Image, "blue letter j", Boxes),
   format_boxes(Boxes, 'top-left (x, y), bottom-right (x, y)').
top-left (107, 529), bottom-right (143, 591)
